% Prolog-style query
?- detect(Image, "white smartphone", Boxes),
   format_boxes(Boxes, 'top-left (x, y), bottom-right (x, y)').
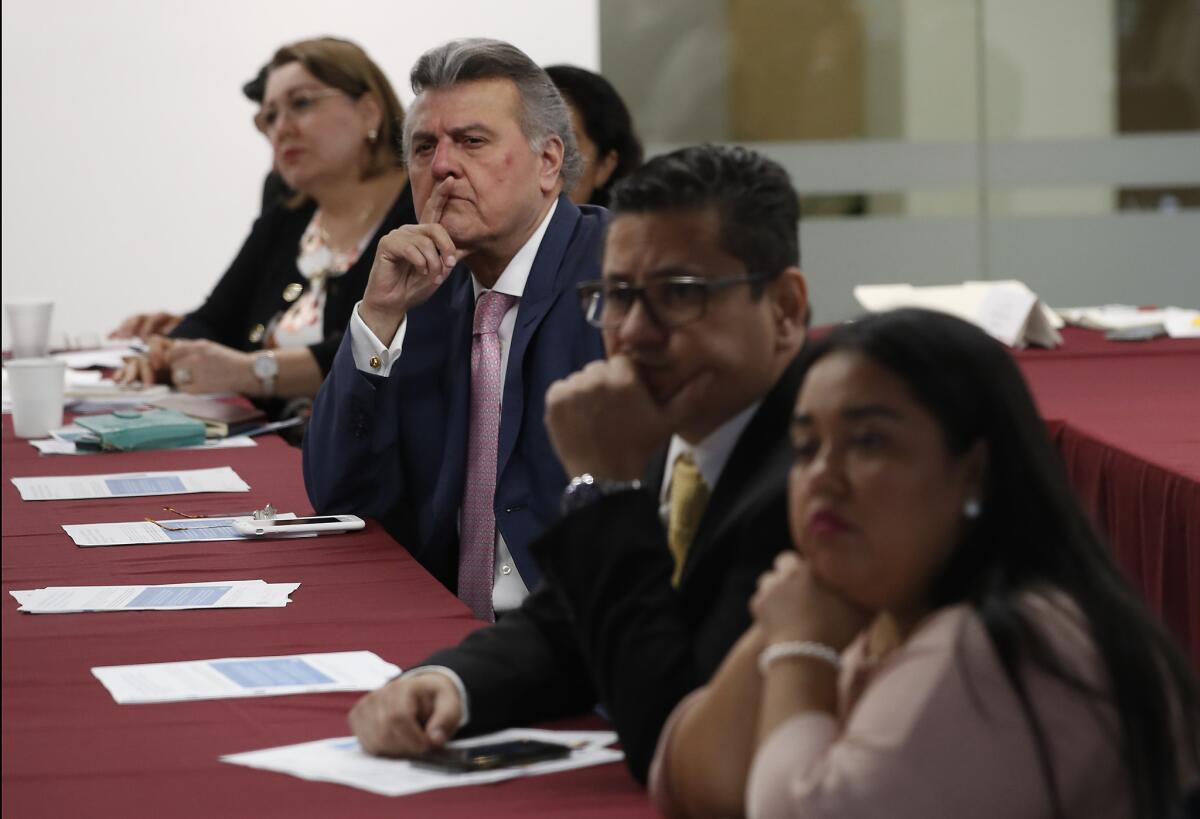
top-left (232, 514), bottom-right (365, 537)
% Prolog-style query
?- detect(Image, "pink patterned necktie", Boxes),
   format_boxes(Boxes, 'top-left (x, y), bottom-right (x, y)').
top-left (458, 289), bottom-right (518, 621)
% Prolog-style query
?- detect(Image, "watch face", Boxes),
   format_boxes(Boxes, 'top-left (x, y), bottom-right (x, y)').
top-left (254, 353), bottom-right (278, 379)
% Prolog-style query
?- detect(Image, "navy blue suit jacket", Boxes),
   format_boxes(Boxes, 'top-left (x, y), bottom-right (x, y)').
top-left (303, 195), bottom-right (607, 593)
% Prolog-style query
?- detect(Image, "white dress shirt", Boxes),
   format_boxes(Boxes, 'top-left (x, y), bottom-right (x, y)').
top-left (658, 401), bottom-right (760, 526)
top-left (349, 200), bottom-right (559, 615)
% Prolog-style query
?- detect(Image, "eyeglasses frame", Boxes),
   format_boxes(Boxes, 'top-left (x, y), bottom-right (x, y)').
top-left (576, 271), bottom-right (775, 330)
top-left (254, 88), bottom-right (348, 135)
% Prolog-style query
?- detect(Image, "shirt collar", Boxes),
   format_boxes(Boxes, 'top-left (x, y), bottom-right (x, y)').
top-left (660, 400), bottom-right (761, 502)
top-left (470, 199), bottom-right (559, 301)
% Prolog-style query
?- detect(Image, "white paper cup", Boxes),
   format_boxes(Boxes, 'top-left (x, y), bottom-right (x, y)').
top-left (7, 358), bottom-right (66, 438)
top-left (5, 299), bottom-right (54, 359)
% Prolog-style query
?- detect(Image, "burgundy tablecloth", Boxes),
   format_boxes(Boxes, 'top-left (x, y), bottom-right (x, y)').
top-left (1, 420), bottom-right (654, 818)
top-left (1015, 328), bottom-right (1200, 666)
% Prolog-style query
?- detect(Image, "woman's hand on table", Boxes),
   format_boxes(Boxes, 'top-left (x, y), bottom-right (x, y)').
top-left (161, 339), bottom-right (258, 395)
top-left (110, 311), bottom-right (182, 339)
top-left (114, 335), bottom-right (173, 386)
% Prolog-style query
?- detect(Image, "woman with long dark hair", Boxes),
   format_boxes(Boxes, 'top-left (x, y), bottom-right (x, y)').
top-left (651, 308), bottom-right (1199, 818)
top-left (545, 65), bottom-right (642, 207)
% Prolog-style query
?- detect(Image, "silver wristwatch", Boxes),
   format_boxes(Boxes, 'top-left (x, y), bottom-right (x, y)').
top-left (252, 350), bottom-right (278, 396)
top-left (560, 473), bottom-right (643, 516)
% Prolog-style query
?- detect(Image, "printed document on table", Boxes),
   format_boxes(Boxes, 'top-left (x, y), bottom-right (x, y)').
top-left (221, 728), bottom-right (625, 797)
top-left (92, 650), bottom-right (400, 704)
top-left (63, 513), bottom-right (310, 547)
top-left (10, 579), bottom-right (300, 613)
top-left (11, 466), bottom-right (250, 500)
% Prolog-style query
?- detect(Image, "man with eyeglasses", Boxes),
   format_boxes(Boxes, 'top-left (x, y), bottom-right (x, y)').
top-left (349, 143), bottom-right (811, 785)
top-left (304, 39), bottom-right (606, 621)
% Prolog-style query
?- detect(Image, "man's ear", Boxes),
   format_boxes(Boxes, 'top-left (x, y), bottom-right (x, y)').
top-left (769, 267), bottom-right (809, 352)
top-left (538, 135), bottom-right (565, 195)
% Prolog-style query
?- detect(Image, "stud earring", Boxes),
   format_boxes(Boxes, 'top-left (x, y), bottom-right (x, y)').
top-left (367, 128), bottom-right (379, 144)
top-left (964, 498), bottom-right (982, 519)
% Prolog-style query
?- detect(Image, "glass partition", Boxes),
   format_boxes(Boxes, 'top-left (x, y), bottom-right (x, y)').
top-left (601, 0), bottom-right (1199, 323)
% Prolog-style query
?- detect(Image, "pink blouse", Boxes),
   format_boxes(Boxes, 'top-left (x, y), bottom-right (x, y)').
top-left (652, 595), bottom-right (1137, 819)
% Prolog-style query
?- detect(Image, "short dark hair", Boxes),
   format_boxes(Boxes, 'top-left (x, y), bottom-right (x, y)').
top-left (544, 65), bottom-right (643, 207)
top-left (609, 144), bottom-right (800, 289)
top-left (242, 63), bottom-right (270, 104)
top-left (407, 39), bottom-right (581, 189)
top-left (800, 308), bottom-right (1200, 819)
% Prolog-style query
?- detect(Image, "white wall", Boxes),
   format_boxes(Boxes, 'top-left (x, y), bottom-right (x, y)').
top-left (1, 0), bottom-right (599, 348)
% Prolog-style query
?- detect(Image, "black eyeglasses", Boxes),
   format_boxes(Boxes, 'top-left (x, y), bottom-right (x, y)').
top-left (577, 273), bottom-right (773, 329)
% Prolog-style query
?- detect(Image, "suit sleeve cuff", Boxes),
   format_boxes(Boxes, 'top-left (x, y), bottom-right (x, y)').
top-left (350, 301), bottom-right (406, 376)
top-left (399, 666), bottom-right (471, 729)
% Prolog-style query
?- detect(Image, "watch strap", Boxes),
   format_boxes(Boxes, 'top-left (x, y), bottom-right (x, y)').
top-left (560, 473), bottom-right (643, 516)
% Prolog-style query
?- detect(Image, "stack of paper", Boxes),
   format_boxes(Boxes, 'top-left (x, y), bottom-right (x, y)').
top-left (92, 651), bottom-right (400, 704)
top-left (854, 280), bottom-right (1063, 348)
top-left (62, 514), bottom-right (310, 547)
top-left (53, 345), bottom-right (144, 370)
top-left (29, 425), bottom-right (258, 455)
top-left (10, 579), bottom-right (300, 613)
top-left (1056, 305), bottom-right (1200, 338)
top-left (221, 728), bottom-right (625, 797)
top-left (11, 466), bottom-right (250, 501)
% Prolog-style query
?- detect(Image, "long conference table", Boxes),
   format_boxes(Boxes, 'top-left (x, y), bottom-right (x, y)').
top-left (1013, 327), bottom-right (1200, 666)
top-left (4, 327), bottom-right (1198, 817)
top-left (1, 417), bottom-right (657, 818)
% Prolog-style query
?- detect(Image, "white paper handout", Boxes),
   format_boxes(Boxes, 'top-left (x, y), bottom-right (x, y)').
top-left (53, 345), bottom-right (143, 370)
top-left (62, 513), bottom-right (310, 547)
top-left (221, 728), bottom-right (625, 797)
top-left (11, 466), bottom-right (250, 501)
top-left (10, 579), bottom-right (300, 613)
top-left (854, 280), bottom-right (1063, 348)
top-left (92, 650), bottom-right (400, 704)
top-left (1057, 305), bottom-right (1200, 339)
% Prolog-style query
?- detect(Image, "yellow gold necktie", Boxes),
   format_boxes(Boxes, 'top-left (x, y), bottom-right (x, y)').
top-left (668, 453), bottom-right (710, 587)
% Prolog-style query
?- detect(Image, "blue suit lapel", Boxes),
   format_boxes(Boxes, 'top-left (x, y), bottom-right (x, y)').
top-left (425, 269), bottom-right (476, 545)
top-left (497, 196), bottom-right (582, 479)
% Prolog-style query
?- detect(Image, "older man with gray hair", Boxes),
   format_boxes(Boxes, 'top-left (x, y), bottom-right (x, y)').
top-left (304, 38), bottom-right (606, 621)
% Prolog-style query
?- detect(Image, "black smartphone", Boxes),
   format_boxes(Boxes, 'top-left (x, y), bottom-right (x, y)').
top-left (411, 739), bottom-right (573, 773)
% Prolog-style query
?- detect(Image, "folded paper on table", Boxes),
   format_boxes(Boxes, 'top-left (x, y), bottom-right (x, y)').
top-left (11, 579), bottom-right (300, 613)
top-left (220, 728), bottom-right (624, 797)
top-left (854, 280), bottom-right (1063, 348)
top-left (92, 650), bottom-right (400, 704)
top-left (11, 466), bottom-right (250, 500)
top-left (62, 513), bottom-right (310, 547)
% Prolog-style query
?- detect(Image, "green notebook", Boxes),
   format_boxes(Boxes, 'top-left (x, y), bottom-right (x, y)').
top-left (74, 409), bottom-right (207, 452)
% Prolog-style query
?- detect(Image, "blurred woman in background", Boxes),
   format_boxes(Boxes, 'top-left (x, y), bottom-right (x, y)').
top-left (545, 64), bottom-right (642, 207)
top-left (117, 37), bottom-right (414, 419)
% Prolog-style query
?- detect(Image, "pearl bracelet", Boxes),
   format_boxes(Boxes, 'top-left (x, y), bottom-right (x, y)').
top-left (758, 640), bottom-right (842, 674)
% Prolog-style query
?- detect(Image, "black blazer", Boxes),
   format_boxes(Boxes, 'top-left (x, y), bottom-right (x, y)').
top-left (172, 184), bottom-right (416, 375)
top-left (422, 354), bottom-right (805, 782)
top-left (303, 195), bottom-right (608, 592)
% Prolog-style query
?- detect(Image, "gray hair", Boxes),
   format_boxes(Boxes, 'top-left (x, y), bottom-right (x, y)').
top-left (404, 38), bottom-right (582, 190)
